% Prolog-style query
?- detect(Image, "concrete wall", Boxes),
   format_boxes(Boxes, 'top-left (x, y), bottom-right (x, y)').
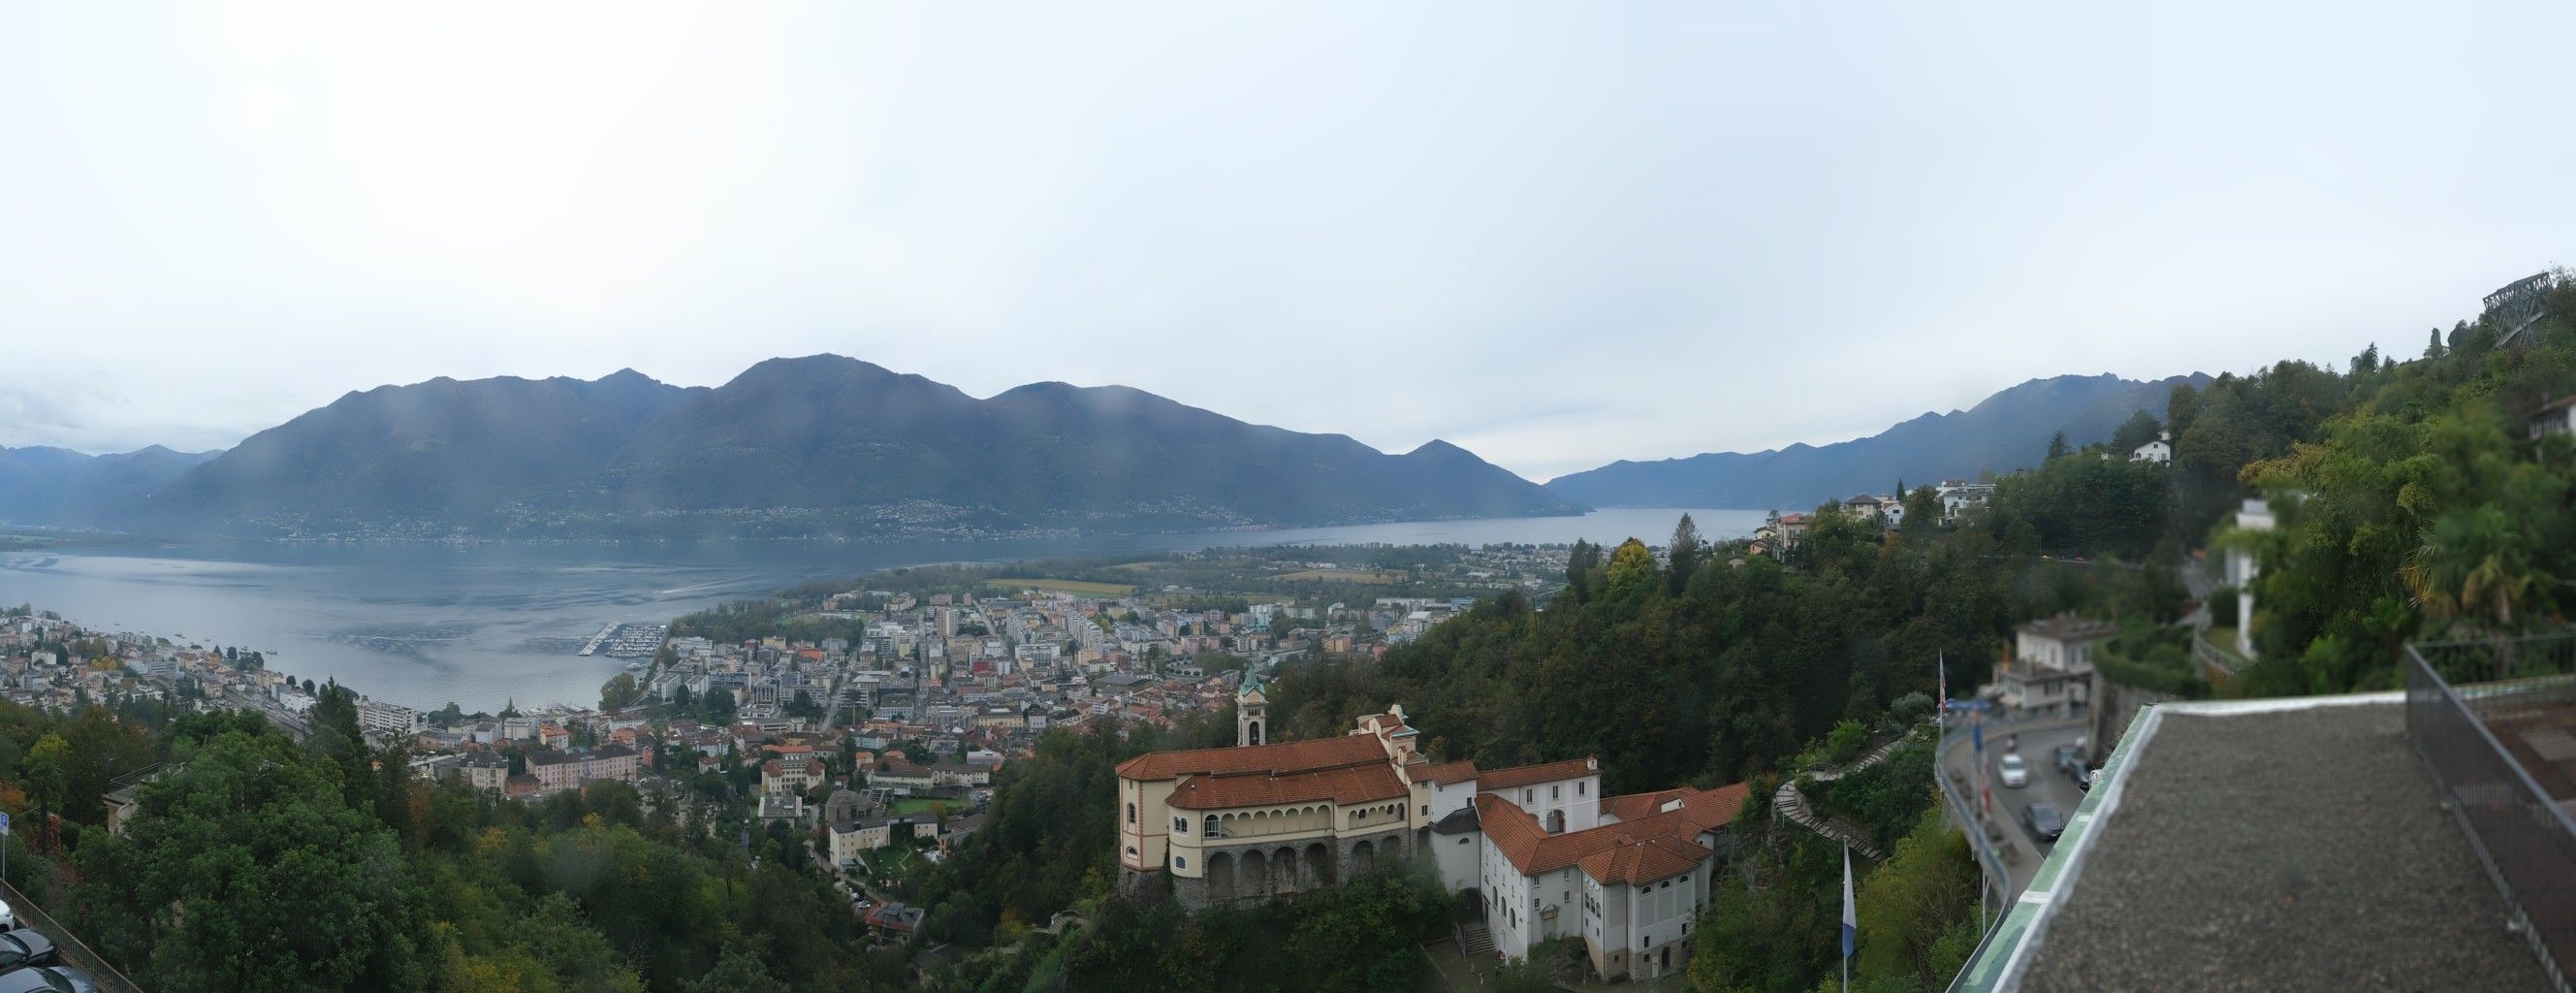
top-left (1432, 825), bottom-right (1480, 892)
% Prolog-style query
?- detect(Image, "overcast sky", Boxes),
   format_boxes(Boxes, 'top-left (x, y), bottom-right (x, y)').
top-left (4, 3), bottom-right (2571, 480)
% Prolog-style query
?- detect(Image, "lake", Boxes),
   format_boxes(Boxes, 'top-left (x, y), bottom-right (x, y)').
top-left (0, 507), bottom-right (1760, 712)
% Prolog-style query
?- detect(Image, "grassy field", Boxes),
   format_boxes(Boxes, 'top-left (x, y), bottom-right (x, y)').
top-left (987, 577), bottom-right (1137, 596)
top-left (889, 797), bottom-right (952, 817)
top-left (1279, 569), bottom-right (1405, 584)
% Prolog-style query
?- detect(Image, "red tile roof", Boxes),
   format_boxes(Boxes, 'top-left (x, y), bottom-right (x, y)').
top-left (1115, 733), bottom-right (1387, 781)
top-left (1478, 782), bottom-right (1750, 880)
top-left (1166, 763), bottom-right (1410, 811)
top-left (1576, 836), bottom-right (1711, 886)
top-left (1600, 787), bottom-right (1692, 823)
top-left (1417, 760), bottom-right (1479, 785)
top-left (1478, 757), bottom-right (1596, 792)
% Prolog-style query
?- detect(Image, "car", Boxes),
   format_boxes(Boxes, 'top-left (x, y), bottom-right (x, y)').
top-left (0, 965), bottom-right (95, 993)
top-left (2053, 744), bottom-right (2087, 784)
top-left (0, 900), bottom-right (14, 931)
top-left (2022, 802), bottom-right (2067, 842)
top-left (1997, 753), bottom-right (2030, 788)
top-left (0, 930), bottom-right (56, 971)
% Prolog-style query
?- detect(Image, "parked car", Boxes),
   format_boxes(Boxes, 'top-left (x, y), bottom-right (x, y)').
top-left (0, 900), bottom-right (14, 931)
top-left (0, 930), bottom-right (55, 971)
top-left (1998, 753), bottom-right (2030, 788)
top-left (0, 965), bottom-right (95, 993)
top-left (2053, 744), bottom-right (2087, 784)
top-left (2022, 802), bottom-right (2067, 842)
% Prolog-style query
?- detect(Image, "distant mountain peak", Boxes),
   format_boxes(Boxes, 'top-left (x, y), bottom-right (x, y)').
top-left (124, 358), bottom-right (1579, 539)
top-left (1545, 372), bottom-right (2210, 510)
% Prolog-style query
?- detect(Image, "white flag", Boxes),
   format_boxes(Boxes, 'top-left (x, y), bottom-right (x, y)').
top-left (1841, 846), bottom-right (1856, 959)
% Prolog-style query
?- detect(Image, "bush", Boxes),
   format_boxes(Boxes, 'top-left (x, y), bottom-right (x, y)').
top-left (1889, 692), bottom-right (1934, 725)
top-left (1826, 720), bottom-right (1868, 765)
top-left (2209, 585), bottom-right (2239, 626)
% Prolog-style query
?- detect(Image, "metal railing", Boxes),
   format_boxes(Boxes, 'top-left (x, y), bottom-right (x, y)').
top-left (2406, 633), bottom-right (2576, 993)
top-left (0, 878), bottom-right (145, 993)
top-left (1935, 713), bottom-right (2014, 993)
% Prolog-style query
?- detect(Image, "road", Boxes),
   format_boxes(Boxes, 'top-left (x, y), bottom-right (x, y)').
top-left (817, 669), bottom-right (850, 731)
top-left (1940, 714), bottom-right (2090, 898)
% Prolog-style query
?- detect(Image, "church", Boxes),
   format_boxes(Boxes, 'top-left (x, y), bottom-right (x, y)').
top-left (1114, 676), bottom-right (1750, 981)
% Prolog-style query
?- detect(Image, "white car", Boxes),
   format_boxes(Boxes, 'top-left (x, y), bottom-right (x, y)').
top-left (1998, 753), bottom-right (2030, 788)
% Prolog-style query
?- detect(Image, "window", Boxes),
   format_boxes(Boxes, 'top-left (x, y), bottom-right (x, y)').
top-left (1457, 837), bottom-right (1470, 846)
top-left (1203, 815), bottom-right (1220, 838)
top-left (1578, 781), bottom-right (1586, 795)
top-left (1175, 856), bottom-right (1188, 870)
top-left (1550, 785), bottom-right (1560, 800)
top-left (1126, 802), bottom-right (1136, 824)
top-left (1523, 788), bottom-right (1534, 804)
top-left (1174, 817), bottom-right (1188, 833)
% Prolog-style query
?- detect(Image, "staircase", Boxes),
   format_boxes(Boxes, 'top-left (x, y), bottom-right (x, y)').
top-left (1770, 727), bottom-right (1925, 861)
top-left (1456, 922), bottom-right (1495, 956)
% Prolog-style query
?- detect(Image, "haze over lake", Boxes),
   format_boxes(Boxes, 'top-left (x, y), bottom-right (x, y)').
top-left (0, 508), bottom-right (1757, 712)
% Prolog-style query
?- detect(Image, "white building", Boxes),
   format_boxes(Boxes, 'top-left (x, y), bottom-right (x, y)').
top-left (1116, 705), bottom-right (1749, 983)
top-left (358, 698), bottom-right (424, 737)
top-left (1997, 615), bottom-right (2115, 715)
top-left (1937, 482), bottom-right (1993, 525)
top-left (2226, 498), bottom-right (2276, 660)
top-left (1476, 780), bottom-right (1747, 981)
top-left (2131, 431), bottom-right (2173, 464)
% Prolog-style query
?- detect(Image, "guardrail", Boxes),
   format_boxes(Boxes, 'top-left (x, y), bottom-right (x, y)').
top-left (0, 877), bottom-right (145, 993)
top-left (1935, 714), bottom-right (2014, 993)
top-left (2406, 633), bottom-right (2576, 993)
top-left (2188, 633), bottom-right (2242, 683)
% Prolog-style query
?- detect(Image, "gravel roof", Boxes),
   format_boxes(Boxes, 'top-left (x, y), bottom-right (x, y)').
top-left (2019, 703), bottom-right (2552, 993)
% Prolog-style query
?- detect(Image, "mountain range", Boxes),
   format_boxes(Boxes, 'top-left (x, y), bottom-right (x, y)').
top-left (0, 445), bottom-right (221, 530)
top-left (1, 363), bottom-right (2207, 540)
top-left (1542, 372), bottom-right (2209, 509)
top-left (105, 356), bottom-right (1582, 539)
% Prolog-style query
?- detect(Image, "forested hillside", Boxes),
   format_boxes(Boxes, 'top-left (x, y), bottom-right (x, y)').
top-left (0, 684), bottom-right (913, 993)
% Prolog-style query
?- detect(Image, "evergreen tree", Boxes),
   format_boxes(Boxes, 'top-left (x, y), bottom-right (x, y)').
top-left (2046, 430), bottom-right (2070, 460)
top-left (1564, 539), bottom-right (1600, 601)
top-left (1667, 514), bottom-right (1703, 593)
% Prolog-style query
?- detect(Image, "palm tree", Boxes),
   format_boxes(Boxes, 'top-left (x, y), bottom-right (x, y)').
top-left (2401, 508), bottom-right (2537, 632)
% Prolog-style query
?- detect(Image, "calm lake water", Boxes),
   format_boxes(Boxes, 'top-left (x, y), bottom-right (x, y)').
top-left (0, 507), bottom-right (1759, 711)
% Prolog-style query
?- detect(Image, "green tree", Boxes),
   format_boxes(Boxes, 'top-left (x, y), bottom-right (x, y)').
top-left (1670, 514), bottom-right (1705, 594)
top-left (71, 730), bottom-right (429, 992)
top-left (685, 946), bottom-right (791, 993)
top-left (21, 734), bottom-right (67, 849)
top-left (598, 672), bottom-right (642, 712)
top-left (2108, 410), bottom-right (2163, 454)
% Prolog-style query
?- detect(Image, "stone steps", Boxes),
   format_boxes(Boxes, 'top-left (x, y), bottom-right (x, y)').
top-left (1771, 729), bottom-right (1923, 861)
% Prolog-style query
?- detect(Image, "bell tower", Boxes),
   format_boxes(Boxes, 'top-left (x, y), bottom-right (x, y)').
top-left (1236, 673), bottom-right (1268, 747)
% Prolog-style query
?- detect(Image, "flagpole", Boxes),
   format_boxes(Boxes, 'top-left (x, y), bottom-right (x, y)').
top-left (1841, 844), bottom-right (1855, 993)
